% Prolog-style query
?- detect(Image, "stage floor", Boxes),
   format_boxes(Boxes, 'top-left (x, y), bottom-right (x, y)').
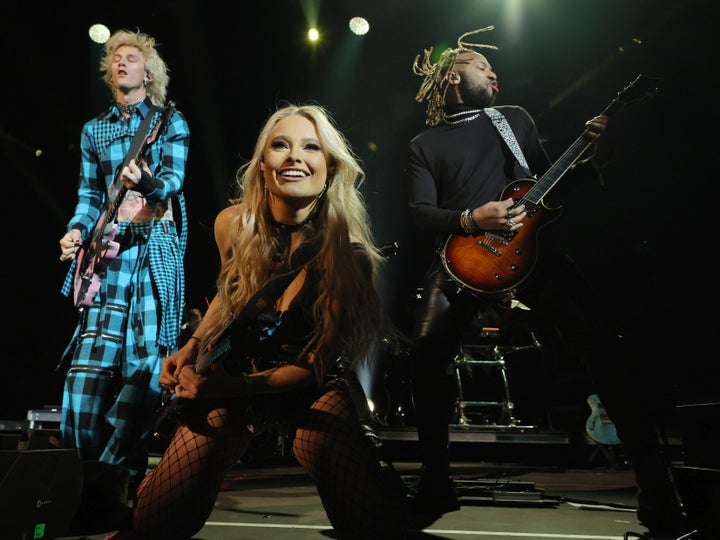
top-left (6, 422), bottom-right (709, 540)
top-left (49, 423), bottom-right (669, 540)
top-left (57, 458), bottom-right (655, 540)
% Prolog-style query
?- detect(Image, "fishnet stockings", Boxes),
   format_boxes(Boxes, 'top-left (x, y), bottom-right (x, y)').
top-left (293, 389), bottom-right (408, 539)
top-left (128, 406), bottom-right (253, 539)
top-left (117, 387), bottom-right (408, 539)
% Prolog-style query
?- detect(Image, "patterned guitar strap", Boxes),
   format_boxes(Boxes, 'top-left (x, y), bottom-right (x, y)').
top-left (484, 108), bottom-right (536, 179)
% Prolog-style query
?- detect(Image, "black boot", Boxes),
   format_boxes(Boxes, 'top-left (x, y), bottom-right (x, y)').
top-left (65, 461), bottom-right (133, 536)
top-left (407, 460), bottom-right (460, 530)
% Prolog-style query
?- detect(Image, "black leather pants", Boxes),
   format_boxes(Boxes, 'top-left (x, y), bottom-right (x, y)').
top-left (409, 256), bottom-right (496, 474)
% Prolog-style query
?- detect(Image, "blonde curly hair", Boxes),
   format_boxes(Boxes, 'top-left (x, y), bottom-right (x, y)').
top-left (100, 28), bottom-right (170, 106)
top-left (412, 26), bottom-right (498, 126)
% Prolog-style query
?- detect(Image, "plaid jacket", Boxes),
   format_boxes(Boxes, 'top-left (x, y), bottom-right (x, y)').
top-left (61, 98), bottom-right (190, 347)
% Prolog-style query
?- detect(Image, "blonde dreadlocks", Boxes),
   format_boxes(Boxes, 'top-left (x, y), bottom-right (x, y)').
top-left (412, 26), bottom-right (498, 126)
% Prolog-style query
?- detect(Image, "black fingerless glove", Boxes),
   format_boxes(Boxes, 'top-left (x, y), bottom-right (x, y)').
top-left (131, 169), bottom-right (163, 196)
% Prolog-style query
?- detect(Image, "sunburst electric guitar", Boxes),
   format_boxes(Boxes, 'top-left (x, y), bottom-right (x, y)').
top-left (73, 102), bottom-right (176, 308)
top-left (440, 75), bottom-right (661, 295)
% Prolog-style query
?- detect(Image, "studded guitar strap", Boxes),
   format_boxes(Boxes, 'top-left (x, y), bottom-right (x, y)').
top-left (484, 107), bottom-right (536, 179)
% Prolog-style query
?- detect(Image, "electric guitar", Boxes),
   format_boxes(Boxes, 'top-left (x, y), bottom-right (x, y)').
top-left (153, 240), bottom-right (400, 437)
top-left (585, 393), bottom-right (621, 446)
top-left (73, 102), bottom-right (176, 307)
top-left (440, 74), bottom-right (662, 295)
top-left (191, 240), bottom-right (400, 374)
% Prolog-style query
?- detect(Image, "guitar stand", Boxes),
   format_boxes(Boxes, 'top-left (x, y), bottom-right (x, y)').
top-left (451, 330), bottom-right (542, 429)
top-left (586, 443), bottom-right (625, 469)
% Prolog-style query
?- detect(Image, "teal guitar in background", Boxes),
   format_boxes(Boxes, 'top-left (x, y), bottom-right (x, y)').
top-left (585, 393), bottom-right (621, 446)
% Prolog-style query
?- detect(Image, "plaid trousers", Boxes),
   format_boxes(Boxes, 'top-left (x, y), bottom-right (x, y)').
top-left (60, 220), bottom-right (182, 480)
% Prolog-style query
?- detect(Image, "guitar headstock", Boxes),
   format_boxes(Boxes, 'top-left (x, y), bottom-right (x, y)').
top-left (615, 74), bottom-right (663, 107)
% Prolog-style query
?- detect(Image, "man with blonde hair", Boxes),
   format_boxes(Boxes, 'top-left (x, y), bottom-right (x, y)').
top-left (57, 28), bottom-right (190, 528)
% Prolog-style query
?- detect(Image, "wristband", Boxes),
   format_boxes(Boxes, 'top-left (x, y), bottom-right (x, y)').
top-left (460, 209), bottom-right (479, 234)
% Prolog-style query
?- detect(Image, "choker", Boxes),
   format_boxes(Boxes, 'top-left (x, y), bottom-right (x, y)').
top-left (271, 217), bottom-right (312, 233)
top-left (443, 109), bottom-right (483, 125)
top-left (116, 101), bottom-right (141, 115)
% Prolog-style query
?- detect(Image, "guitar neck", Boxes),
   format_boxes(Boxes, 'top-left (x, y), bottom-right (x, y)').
top-left (520, 87), bottom-right (632, 208)
top-left (523, 136), bottom-right (593, 207)
top-left (107, 184), bottom-right (128, 218)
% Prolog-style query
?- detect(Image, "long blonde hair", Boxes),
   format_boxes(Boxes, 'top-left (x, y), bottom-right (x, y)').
top-left (208, 103), bottom-right (385, 383)
top-left (412, 26), bottom-right (498, 126)
top-left (100, 28), bottom-right (170, 106)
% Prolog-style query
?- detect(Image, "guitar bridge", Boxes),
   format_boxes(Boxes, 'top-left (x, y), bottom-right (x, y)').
top-left (477, 240), bottom-right (501, 256)
top-left (476, 232), bottom-right (511, 256)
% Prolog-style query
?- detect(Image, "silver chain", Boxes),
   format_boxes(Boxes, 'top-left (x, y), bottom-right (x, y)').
top-left (443, 109), bottom-right (484, 125)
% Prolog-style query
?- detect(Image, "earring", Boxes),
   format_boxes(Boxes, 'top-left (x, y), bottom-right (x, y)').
top-left (317, 183), bottom-right (328, 199)
top-left (143, 77), bottom-right (150, 86)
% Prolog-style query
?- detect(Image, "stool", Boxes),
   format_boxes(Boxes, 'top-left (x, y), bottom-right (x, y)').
top-left (452, 329), bottom-right (542, 428)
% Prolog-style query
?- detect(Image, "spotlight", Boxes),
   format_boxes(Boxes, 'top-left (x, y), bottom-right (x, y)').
top-left (349, 17), bottom-right (369, 36)
top-left (88, 24), bottom-right (110, 44)
top-left (308, 28), bottom-right (320, 42)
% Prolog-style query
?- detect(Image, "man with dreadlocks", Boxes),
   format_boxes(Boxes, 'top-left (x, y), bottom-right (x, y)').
top-left (404, 26), bottom-right (609, 525)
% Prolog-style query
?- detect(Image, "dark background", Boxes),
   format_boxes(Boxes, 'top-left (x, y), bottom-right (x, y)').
top-left (2, 0), bottom-right (717, 426)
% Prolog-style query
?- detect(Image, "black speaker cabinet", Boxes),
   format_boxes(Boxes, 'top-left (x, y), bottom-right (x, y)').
top-left (0, 448), bottom-right (83, 540)
top-left (672, 465), bottom-right (720, 537)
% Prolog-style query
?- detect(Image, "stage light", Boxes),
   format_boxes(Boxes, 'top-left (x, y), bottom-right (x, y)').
top-left (88, 24), bottom-right (110, 44)
top-left (308, 28), bottom-right (319, 42)
top-left (349, 17), bottom-right (369, 36)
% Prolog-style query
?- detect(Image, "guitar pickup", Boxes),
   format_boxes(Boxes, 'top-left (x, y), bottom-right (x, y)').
top-left (477, 240), bottom-right (501, 256)
top-left (483, 233), bottom-right (509, 245)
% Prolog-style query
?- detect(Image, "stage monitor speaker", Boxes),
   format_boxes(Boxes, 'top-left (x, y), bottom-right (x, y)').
top-left (0, 448), bottom-right (83, 540)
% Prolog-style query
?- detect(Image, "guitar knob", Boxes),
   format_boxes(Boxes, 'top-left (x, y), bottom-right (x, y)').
top-left (510, 264), bottom-right (518, 271)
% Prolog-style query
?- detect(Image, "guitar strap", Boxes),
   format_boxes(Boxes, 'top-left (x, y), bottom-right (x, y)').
top-left (484, 108), bottom-right (536, 179)
top-left (108, 105), bottom-right (160, 201)
top-left (193, 239), bottom-right (317, 372)
top-left (235, 239), bottom-right (317, 325)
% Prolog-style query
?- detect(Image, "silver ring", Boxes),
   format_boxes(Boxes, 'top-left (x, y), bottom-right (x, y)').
top-left (506, 218), bottom-right (516, 228)
top-left (507, 210), bottom-right (514, 219)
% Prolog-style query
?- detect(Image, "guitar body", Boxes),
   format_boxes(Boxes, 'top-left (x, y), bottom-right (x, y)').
top-left (585, 393), bottom-right (621, 446)
top-left (73, 218), bottom-right (120, 307)
top-left (441, 179), bottom-right (562, 295)
top-left (153, 327), bottom-right (238, 438)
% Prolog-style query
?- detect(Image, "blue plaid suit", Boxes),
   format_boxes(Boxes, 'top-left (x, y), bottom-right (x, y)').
top-left (58, 98), bottom-right (190, 482)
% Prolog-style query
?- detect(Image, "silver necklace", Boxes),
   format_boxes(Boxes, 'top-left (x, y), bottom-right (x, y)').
top-left (116, 101), bottom-right (140, 115)
top-left (443, 109), bottom-right (484, 125)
